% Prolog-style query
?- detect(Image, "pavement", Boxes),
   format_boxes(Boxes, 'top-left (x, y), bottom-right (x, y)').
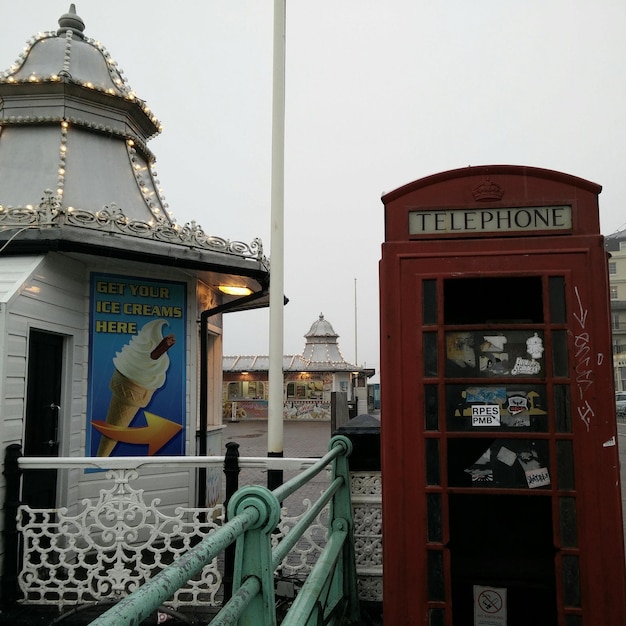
top-left (220, 419), bottom-right (347, 524)
top-left (221, 418), bottom-right (335, 461)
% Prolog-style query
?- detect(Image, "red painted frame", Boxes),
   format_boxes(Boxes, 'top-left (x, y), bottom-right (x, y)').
top-left (380, 166), bottom-right (626, 625)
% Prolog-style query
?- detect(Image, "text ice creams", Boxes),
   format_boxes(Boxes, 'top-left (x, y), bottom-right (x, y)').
top-left (97, 319), bottom-right (175, 457)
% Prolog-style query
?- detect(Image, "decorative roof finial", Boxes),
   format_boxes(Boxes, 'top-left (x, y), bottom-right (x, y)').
top-left (58, 4), bottom-right (85, 38)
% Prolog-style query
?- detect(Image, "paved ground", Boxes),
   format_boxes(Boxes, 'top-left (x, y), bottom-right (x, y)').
top-left (221, 419), bottom-right (335, 459)
top-left (220, 419), bottom-right (339, 515)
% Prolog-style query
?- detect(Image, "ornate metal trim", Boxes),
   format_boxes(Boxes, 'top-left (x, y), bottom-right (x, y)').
top-left (16, 466), bottom-right (332, 610)
top-left (0, 191), bottom-right (268, 267)
top-left (17, 469), bottom-right (224, 608)
top-left (351, 471), bottom-right (383, 602)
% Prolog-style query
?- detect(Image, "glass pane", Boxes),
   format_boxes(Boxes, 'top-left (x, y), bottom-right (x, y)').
top-left (423, 279), bottom-right (437, 325)
top-left (426, 438), bottom-right (440, 486)
top-left (559, 497), bottom-right (578, 547)
top-left (424, 332), bottom-right (438, 377)
top-left (562, 555), bottom-right (581, 607)
top-left (554, 385), bottom-right (572, 432)
top-left (552, 330), bottom-right (569, 377)
top-left (445, 384), bottom-right (548, 432)
top-left (447, 438), bottom-right (551, 489)
top-left (427, 493), bottom-right (442, 542)
top-left (445, 330), bottom-right (545, 378)
top-left (549, 276), bottom-right (567, 324)
top-left (557, 440), bottom-right (575, 490)
top-left (429, 608), bottom-right (445, 626)
top-left (424, 385), bottom-right (439, 431)
top-left (427, 550), bottom-right (445, 600)
top-left (565, 616), bottom-right (582, 626)
top-left (444, 276), bottom-right (543, 324)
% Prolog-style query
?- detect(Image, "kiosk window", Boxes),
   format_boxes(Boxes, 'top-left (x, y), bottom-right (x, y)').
top-left (445, 384), bottom-right (548, 432)
top-left (447, 438), bottom-right (551, 489)
top-left (554, 385), bottom-right (572, 432)
top-left (424, 385), bottom-right (439, 430)
top-left (423, 279), bottom-right (437, 324)
top-left (549, 276), bottom-right (567, 323)
top-left (428, 609), bottom-right (445, 626)
top-left (427, 493), bottom-right (442, 542)
top-left (423, 332), bottom-right (438, 376)
top-left (562, 555), bottom-right (581, 607)
top-left (557, 440), bottom-right (575, 490)
top-left (445, 330), bottom-right (545, 378)
top-left (427, 551), bottom-right (445, 601)
top-left (552, 330), bottom-right (569, 377)
top-left (425, 438), bottom-right (440, 486)
top-left (444, 276), bottom-right (543, 324)
top-left (559, 497), bottom-right (578, 547)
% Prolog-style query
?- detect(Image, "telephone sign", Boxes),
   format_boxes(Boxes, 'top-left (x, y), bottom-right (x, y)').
top-left (379, 165), bottom-right (626, 625)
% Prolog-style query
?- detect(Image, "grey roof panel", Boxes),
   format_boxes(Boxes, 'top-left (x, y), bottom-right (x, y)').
top-left (0, 126), bottom-right (59, 206)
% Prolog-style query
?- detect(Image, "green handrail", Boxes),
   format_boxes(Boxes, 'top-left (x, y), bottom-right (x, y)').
top-left (89, 435), bottom-right (359, 626)
top-left (88, 507), bottom-right (260, 626)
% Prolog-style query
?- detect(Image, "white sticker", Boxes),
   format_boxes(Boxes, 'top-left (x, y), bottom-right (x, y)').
top-left (474, 585), bottom-right (507, 625)
top-left (511, 357), bottom-right (541, 375)
top-left (525, 467), bottom-right (551, 489)
top-left (471, 405), bottom-right (501, 427)
top-left (496, 446), bottom-right (517, 466)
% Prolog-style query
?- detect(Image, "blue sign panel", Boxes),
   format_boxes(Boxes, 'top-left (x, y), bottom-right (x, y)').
top-left (87, 273), bottom-right (186, 457)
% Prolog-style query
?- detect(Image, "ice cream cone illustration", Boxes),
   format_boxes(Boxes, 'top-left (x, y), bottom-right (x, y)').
top-left (97, 319), bottom-right (175, 457)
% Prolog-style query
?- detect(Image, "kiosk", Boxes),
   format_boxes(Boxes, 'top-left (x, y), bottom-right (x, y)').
top-left (379, 166), bottom-right (626, 625)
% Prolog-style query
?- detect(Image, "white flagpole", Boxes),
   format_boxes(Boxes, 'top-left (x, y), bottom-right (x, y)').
top-left (267, 0), bottom-right (286, 485)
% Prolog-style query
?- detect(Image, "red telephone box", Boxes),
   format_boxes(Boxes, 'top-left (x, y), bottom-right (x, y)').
top-left (379, 165), bottom-right (626, 625)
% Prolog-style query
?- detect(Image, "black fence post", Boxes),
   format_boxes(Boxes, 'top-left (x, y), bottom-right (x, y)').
top-left (222, 441), bottom-right (240, 602)
top-left (2, 444), bottom-right (23, 608)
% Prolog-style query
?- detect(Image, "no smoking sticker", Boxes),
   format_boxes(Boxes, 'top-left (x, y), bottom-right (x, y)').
top-left (474, 585), bottom-right (507, 625)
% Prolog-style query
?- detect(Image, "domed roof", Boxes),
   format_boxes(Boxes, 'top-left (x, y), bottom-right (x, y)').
top-left (304, 313), bottom-right (339, 342)
top-left (0, 4), bottom-right (169, 225)
top-left (0, 5), bottom-right (268, 272)
top-left (224, 313), bottom-right (361, 373)
top-left (301, 313), bottom-right (356, 369)
top-left (5, 6), bottom-right (145, 104)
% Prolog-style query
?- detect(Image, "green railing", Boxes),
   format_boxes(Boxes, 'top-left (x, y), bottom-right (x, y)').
top-left (89, 435), bottom-right (359, 626)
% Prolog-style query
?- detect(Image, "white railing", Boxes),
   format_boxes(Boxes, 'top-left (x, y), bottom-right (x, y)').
top-left (12, 456), bottom-right (327, 611)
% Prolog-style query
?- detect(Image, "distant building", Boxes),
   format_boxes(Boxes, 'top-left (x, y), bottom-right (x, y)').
top-left (606, 229), bottom-right (626, 390)
top-left (223, 313), bottom-right (374, 420)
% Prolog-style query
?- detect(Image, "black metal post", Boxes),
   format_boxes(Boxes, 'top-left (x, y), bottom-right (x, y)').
top-left (2, 444), bottom-right (22, 608)
top-left (267, 453), bottom-right (284, 493)
top-left (222, 442), bottom-right (240, 602)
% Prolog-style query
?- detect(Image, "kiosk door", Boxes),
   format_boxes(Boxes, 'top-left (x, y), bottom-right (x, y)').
top-left (383, 242), bottom-right (625, 625)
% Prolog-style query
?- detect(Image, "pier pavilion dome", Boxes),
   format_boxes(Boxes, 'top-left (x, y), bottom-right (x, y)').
top-left (301, 313), bottom-right (356, 370)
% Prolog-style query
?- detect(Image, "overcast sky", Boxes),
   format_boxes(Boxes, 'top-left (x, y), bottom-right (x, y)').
top-left (2, 1), bottom-right (626, 379)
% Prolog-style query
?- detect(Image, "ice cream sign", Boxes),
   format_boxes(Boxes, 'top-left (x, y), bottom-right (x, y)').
top-left (87, 273), bottom-right (186, 457)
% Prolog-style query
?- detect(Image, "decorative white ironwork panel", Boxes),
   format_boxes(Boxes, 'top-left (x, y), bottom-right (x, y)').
top-left (273, 499), bottom-right (329, 578)
top-left (351, 471), bottom-right (383, 602)
top-left (17, 469), bottom-right (223, 609)
top-left (15, 465), bottom-right (375, 610)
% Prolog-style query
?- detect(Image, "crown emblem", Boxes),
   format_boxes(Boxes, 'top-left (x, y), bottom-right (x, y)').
top-left (472, 177), bottom-right (504, 202)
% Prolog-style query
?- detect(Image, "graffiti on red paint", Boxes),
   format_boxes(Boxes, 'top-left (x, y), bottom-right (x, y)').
top-left (573, 286), bottom-right (603, 431)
